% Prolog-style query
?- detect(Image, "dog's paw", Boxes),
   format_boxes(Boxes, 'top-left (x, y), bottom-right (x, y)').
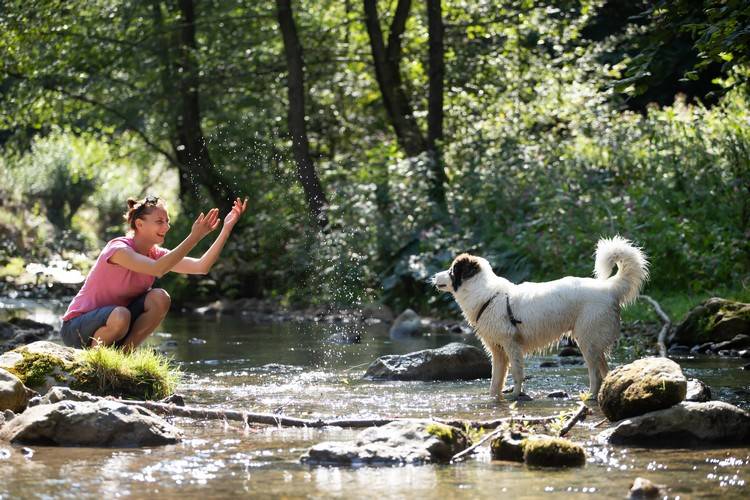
top-left (508, 392), bottom-right (533, 401)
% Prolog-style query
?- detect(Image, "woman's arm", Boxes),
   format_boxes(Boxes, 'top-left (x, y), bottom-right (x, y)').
top-left (110, 209), bottom-right (220, 277)
top-left (172, 198), bottom-right (248, 275)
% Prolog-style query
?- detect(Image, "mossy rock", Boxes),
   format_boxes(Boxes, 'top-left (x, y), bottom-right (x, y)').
top-left (522, 437), bottom-right (586, 467)
top-left (0, 341), bottom-right (179, 400)
top-left (670, 298), bottom-right (750, 347)
top-left (490, 430), bottom-right (526, 462)
top-left (598, 357), bottom-right (687, 422)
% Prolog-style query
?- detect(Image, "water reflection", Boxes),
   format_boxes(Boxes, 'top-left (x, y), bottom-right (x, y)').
top-left (1, 306), bottom-right (749, 498)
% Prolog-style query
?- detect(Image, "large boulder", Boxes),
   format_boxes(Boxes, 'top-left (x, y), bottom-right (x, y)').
top-left (669, 298), bottom-right (750, 347)
top-left (0, 341), bottom-right (78, 394)
top-left (598, 357), bottom-right (687, 421)
top-left (364, 342), bottom-right (491, 381)
top-left (300, 420), bottom-right (470, 466)
top-left (0, 399), bottom-right (181, 447)
top-left (0, 368), bottom-right (31, 413)
top-left (598, 401), bottom-right (750, 447)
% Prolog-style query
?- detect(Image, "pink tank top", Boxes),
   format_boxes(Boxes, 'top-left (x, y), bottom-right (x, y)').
top-left (62, 236), bottom-right (169, 321)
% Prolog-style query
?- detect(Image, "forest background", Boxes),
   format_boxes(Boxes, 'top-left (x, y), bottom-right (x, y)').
top-left (1, 0), bottom-right (748, 319)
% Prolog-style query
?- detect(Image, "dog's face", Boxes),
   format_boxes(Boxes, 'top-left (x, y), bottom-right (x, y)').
top-left (432, 254), bottom-right (489, 294)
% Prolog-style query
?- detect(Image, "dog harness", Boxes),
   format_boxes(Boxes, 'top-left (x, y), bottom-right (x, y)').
top-left (474, 292), bottom-right (523, 328)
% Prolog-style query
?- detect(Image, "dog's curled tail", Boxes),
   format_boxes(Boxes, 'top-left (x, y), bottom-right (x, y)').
top-left (594, 236), bottom-right (649, 306)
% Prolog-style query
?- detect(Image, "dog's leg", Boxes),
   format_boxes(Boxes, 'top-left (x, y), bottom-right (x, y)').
top-left (507, 344), bottom-right (525, 399)
top-left (488, 344), bottom-right (509, 398)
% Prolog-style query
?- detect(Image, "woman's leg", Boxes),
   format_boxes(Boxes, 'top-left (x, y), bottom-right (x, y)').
top-left (119, 288), bottom-right (171, 352)
top-left (91, 307), bottom-right (131, 347)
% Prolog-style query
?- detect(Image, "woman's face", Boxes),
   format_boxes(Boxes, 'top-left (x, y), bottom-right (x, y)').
top-left (135, 206), bottom-right (171, 244)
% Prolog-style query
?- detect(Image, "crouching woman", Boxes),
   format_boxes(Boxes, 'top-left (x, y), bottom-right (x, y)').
top-left (60, 195), bottom-right (247, 351)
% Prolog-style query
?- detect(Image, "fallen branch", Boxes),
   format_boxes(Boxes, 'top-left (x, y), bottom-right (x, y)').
top-left (639, 294), bottom-right (672, 357)
top-left (557, 403), bottom-right (589, 437)
top-left (105, 397), bottom-right (581, 431)
top-left (451, 426), bottom-right (507, 463)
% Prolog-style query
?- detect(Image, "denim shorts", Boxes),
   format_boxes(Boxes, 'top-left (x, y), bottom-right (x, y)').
top-left (60, 292), bottom-right (148, 348)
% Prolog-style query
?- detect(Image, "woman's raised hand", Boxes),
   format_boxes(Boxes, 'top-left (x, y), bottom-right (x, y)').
top-left (224, 197), bottom-right (248, 229)
top-left (190, 208), bottom-right (221, 239)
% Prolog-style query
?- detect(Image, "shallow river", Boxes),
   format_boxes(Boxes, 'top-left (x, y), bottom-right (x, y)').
top-left (1, 300), bottom-right (749, 499)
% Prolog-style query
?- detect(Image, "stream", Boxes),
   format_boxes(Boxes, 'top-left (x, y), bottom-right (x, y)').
top-left (1, 300), bottom-right (749, 499)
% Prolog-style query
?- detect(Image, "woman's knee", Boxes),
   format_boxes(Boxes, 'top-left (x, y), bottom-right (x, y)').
top-left (147, 288), bottom-right (171, 312)
top-left (108, 307), bottom-right (131, 332)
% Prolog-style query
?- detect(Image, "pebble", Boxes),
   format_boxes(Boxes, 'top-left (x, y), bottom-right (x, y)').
top-left (188, 338), bottom-right (207, 344)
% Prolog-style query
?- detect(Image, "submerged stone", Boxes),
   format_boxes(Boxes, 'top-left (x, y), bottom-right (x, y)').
top-left (364, 342), bottom-right (491, 381)
top-left (598, 357), bottom-right (687, 422)
top-left (628, 477), bottom-right (666, 499)
top-left (300, 419), bottom-right (470, 466)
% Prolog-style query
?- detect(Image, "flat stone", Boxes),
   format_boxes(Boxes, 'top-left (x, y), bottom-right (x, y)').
top-left (300, 420), bottom-right (470, 466)
top-left (364, 342), bottom-right (490, 381)
top-left (597, 401), bottom-right (750, 447)
top-left (0, 399), bottom-right (181, 447)
top-left (598, 357), bottom-right (687, 422)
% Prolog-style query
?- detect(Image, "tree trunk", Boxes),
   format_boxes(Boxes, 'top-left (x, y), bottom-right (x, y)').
top-left (363, 0), bottom-right (426, 156)
top-left (426, 0), bottom-right (448, 212)
top-left (276, 0), bottom-right (329, 229)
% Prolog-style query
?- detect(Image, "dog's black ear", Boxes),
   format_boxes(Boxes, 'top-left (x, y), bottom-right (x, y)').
top-left (451, 255), bottom-right (480, 291)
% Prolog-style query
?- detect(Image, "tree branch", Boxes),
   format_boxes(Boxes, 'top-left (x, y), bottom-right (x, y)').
top-left (639, 294), bottom-right (672, 357)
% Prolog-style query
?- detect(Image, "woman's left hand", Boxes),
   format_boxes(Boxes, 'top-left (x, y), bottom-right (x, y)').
top-left (224, 197), bottom-right (248, 229)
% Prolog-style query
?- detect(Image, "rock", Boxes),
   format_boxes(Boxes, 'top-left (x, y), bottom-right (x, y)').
top-left (546, 390), bottom-right (569, 399)
top-left (559, 357), bottom-right (584, 366)
top-left (598, 357), bottom-right (687, 422)
top-left (739, 349), bottom-right (750, 358)
top-left (743, 363), bottom-right (750, 371)
top-left (670, 298), bottom-right (750, 347)
top-left (666, 345), bottom-right (690, 355)
top-left (29, 387), bottom-right (101, 406)
top-left (540, 360), bottom-right (559, 368)
top-left (490, 430), bottom-right (526, 462)
top-left (712, 334), bottom-right (750, 352)
top-left (364, 342), bottom-right (491, 381)
top-left (300, 420), bottom-right (470, 466)
top-left (361, 303), bottom-right (394, 323)
top-left (188, 337), bottom-right (207, 344)
top-left (522, 436), bottom-right (586, 467)
top-left (388, 309), bottom-right (423, 337)
top-left (597, 401), bottom-right (750, 446)
top-left (326, 331), bottom-right (362, 344)
top-left (690, 342), bottom-right (714, 354)
top-left (0, 399), bottom-right (181, 447)
top-left (0, 323), bottom-right (15, 341)
top-left (0, 368), bottom-right (30, 413)
top-left (0, 341), bottom-right (78, 394)
top-left (685, 379), bottom-right (711, 402)
top-left (193, 300), bottom-right (233, 317)
top-left (0, 319), bottom-right (55, 354)
top-left (628, 477), bottom-right (666, 499)
top-left (160, 393), bottom-right (185, 406)
top-left (558, 346), bottom-right (582, 357)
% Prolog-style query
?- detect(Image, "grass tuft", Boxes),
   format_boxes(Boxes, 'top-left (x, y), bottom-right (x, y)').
top-left (71, 346), bottom-right (181, 400)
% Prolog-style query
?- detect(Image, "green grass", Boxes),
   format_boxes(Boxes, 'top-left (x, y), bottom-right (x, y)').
top-left (71, 346), bottom-right (181, 400)
top-left (623, 287), bottom-right (750, 324)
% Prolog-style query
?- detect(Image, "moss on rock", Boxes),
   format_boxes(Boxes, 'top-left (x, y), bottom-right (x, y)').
top-left (671, 298), bottom-right (750, 346)
top-left (5, 350), bottom-right (73, 390)
top-left (522, 437), bottom-right (586, 467)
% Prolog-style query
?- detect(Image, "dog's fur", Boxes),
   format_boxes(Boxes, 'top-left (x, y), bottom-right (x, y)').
top-left (432, 236), bottom-right (648, 400)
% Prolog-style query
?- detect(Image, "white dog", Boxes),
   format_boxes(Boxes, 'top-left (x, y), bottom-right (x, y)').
top-left (432, 236), bottom-right (648, 400)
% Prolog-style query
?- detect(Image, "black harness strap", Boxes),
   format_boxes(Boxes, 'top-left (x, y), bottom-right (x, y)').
top-left (506, 294), bottom-right (523, 327)
top-left (474, 292), bottom-right (499, 325)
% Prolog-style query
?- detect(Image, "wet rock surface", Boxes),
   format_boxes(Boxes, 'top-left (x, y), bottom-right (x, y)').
top-left (0, 398), bottom-right (181, 447)
top-left (300, 420), bottom-right (470, 466)
top-left (628, 477), bottom-right (667, 499)
top-left (598, 357), bottom-right (687, 422)
top-left (364, 342), bottom-right (491, 381)
top-left (597, 401), bottom-right (750, 447)
top-left (0, 341), bottom-right (79, 394)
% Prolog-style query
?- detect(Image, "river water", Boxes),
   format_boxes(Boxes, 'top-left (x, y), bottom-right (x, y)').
top-left (1, 301), bottom-right (749, 499)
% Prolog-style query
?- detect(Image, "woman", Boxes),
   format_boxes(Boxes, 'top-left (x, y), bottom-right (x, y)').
top-left (60, 195), bottom-right (248, 351)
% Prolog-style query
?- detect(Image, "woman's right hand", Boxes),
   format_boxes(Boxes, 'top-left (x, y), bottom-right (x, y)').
top-left (190, 208), bottom-right (220, 239)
